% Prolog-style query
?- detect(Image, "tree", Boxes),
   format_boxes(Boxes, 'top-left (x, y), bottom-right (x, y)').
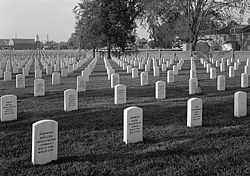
top-left (143, 0), bottom-right (250, 51)
top-left (73, 0), bottom-right (143, 59)
top-left (73, 0), bottom-right (104, 57)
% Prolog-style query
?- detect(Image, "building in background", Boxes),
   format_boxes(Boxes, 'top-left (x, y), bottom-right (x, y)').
top-left (9, 38), bottom-right (36, 50)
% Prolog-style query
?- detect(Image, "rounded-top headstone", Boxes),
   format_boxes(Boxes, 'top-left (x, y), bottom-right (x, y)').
top-left (187, 98), bottom-right (202, 127)
top-left (32, 120), bottom-right (58, 165)
top-left (0, 95), bottom-right (17, 122)
top-left (123, 106), bottom-right (143, 144)
top-left (234, 91), bottom-right (247, 117)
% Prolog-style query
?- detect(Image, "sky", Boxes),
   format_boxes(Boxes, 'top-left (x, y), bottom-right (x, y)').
top-left (0, 0), bottom-right (80, 42)
top-left (0, 0), bottom-right (149, 42)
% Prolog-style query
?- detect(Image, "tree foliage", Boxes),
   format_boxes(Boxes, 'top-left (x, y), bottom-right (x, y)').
top-left (73, 0), bottom-right (143, 58)
top-left (143, 0), bottom-right (250, 50)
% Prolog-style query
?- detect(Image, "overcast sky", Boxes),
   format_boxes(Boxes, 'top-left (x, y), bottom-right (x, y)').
top-left (0, 0), bottom-right (80, 41)
top-left (0, 0), bottom-right (148, 42)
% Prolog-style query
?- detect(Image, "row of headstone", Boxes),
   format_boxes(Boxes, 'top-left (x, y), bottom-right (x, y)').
top-left (187, 91), bottom-right (248, 127)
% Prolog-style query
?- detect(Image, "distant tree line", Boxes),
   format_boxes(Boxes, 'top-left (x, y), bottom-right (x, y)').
top-left (69, 0), bottom-right (250, 57)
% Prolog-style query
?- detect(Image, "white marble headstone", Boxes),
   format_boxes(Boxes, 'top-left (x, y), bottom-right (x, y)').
top-left (189, 78), bottom-right (198, 95)
top-left (187, 98), bottom-right (202, 127)
top-left (32, 120), bottom-right (58, 165)
top-left (241, 73), bottom-right (248, 88)
top-left (52, 72), bottom-right (61, 85)
top-left (16, 74), bottom-right (25, 88)
top-left (140, 72), bottom-right (148, 86)
top-left (155, 81), bottom-right (166, 99)
top-left (64, 89), bottom-right (78, 112)
top-left (34, 79), bottom-right (45, 97)
top-left (131, 68), bottom-right (138, 79)
top-left (0, 95), bottom-right (17, 122)
top-left (210, 67), bottom-right (216, 79)
top-left (114, 84), bottom-right (126, 104)
top-left (76, 76), bottom-right (86, 92)
top-left (167, 70), bottom-right (174, 83)
top-left (4, 71), bottom-right (12, 81)
top-left (217, 75), bottom-right (225, 91)
top-left (123, 106), bottom-right (143, 144)
top-left (111, 73), bottom-right (120, 88)
top-left (234, 91), bottom-right (247, 117)
top-left (153, 66), bottom-right (159, 77)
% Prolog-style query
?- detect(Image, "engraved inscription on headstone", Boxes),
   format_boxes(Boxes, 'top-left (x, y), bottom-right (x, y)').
top-left (187, 98), bottom-right (202, 127)
top-left (0, 95), bottom-right (17, 122)
top-left (32, 120), bottom-right (58, 165)
top-left (123, 106), bottom-right (143, 144)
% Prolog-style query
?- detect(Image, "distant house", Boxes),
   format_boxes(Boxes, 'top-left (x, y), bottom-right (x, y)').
top-left (9, 38), bottom-right (35, 50)
top-left (0, 39), bottom-right (11, 49)
top-left (200, 24), bottom-right (250, 51)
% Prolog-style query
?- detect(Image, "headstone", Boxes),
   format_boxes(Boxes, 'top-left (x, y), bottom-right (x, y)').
top-left (32, 120), bottom-right (58, 165)
top-left (138, 62), bottom-right (143, 70)
top-left (0, 95), bottom-right (17, 122)
top-left (81, 70), bottom-right (89, 82)
top-left (244, 65), bottom-right (250, 75)
top-left (220, 62), bottom-right (225, 72)
top-left (34, 79), bottom-right (45, 96)
top-left (227, 59), bottom-right (231, 66)
top-left (241, 73), bottom-right (248, 88)
top-left (229, 66), bottom-right (235, 78)
top-left (153, 66), bottom-right (159, 77)
top-left (155, 81), bottom-right (166, 99)
top-left (122, 63), bottom-right (127, 70)
top-left (144, 64), bottom-right (150, 72)
top-left (111, 73), bottom-right (120, 88)
top-left (123, 106), bottom-right (143, 144)
top-left (76, 76), bottom-right (86, 92)
top-left (107, 69), bottom-right (114, 81)
top-left (189, 78), bottom-right (198, 95)
top-left (64, 89), bottom-right (78, 112)
top-left (206, 63), bottom-right (211, 73)
top-left (187, 98), bottom-right (202, 127)
top-left (161, 64), bottom-right (167, 72)
top-left (4, 71), bottom-right (11, 81)
top-left (173, 65), bottom-right (178, 75)
top-left (210, 67), bottom-right (216, 79)
top-left (52, 72), bottom-right (61, 85)
top-left (127, 65), bottom-right (132, 73)
top-left (234, 91), bottom-right (247, 117)
top-left (215, 60), bottom-right (220, 67)
top-left (167, 70), bottom-right (174, 83)
top-left (16, 74), bottom-right (25, 88)
top-left (114, 84), bottom-right (126, 104)
top-left (131, 68), bottom-right (138, 79)
top-left (140, 72), bottom-right (148, 86)
top-left (234, 62), bottom-right (238, 70)
top-left (217, 75), bottom-right (225, 91)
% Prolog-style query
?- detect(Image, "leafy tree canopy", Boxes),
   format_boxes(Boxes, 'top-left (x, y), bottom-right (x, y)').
top-left (143, 0), bottom-right (250, 50)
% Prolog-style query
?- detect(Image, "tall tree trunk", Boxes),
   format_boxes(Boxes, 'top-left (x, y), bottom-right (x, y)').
top-left (107, 40), bottom-right (111, 59)
top-left (92, 48), bottom-right (95, 58)
top-left (191, 31), bottom-right (199, 52)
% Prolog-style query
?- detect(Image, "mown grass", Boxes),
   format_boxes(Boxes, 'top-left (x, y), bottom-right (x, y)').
top-left (0, 56), bottom-right (250, 176)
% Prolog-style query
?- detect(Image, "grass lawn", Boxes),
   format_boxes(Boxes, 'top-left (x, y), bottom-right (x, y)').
top-left (0, 53), bottom-right (250, 176)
